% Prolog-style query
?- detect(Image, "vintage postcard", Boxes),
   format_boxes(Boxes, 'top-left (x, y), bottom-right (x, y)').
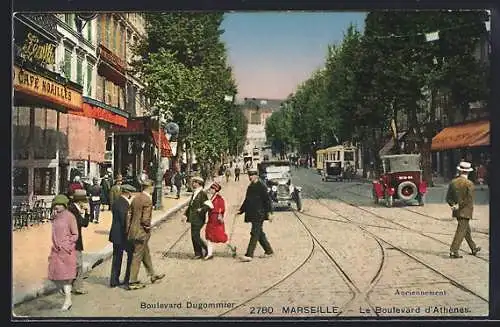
top-left (12, 9), bottom-right (490, 319)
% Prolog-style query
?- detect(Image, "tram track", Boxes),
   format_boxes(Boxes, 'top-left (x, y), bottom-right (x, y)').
top-left (308, 185), bottom-right (489, 263)
top-left (301, 191), bottom-right (488, 305)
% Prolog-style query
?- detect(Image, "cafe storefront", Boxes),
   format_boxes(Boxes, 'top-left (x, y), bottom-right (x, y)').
top-left (13, 14), bottom-right (83, 205)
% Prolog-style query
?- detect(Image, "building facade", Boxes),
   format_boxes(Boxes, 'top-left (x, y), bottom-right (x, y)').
top-left (241, 98), bottom-right (283, 154)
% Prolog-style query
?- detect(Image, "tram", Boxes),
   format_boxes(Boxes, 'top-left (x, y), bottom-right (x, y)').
top-left (316, 144), bottom-right (360, 176)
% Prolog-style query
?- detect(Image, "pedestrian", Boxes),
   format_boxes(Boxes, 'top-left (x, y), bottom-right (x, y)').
top-left (109, 174), bottom-right (123, 208)
top-left (68, 175), bottom-right (84, 196)
top-left (109, 184), bottom-right (136, 288)
top-left (163, 169), bottom-right (172, 190)
top-left (67, 189), bottom-right (91, 295)
top-left (447, 161), bottom-right (481, 259)
top-left (126, 179), bottom-right (165, 290)
top-left (204, 182), bottom-right (237, 260)
top-left (237, 168), bottom-right (274, 262)
top-left (225, 166), bottom-right (231, 183)
top-left (100, 174), bottom-right (111, 211)
top-left (182, 176), bottom-right (211, 259)
top-left (47, 194), bottom-right (78, 311)
top-left (88, 177), bottom-right (101, 224)
top-left (234, 165), bottom-right (241, 182)
top-left (173, 170), bottom-right (183, 199)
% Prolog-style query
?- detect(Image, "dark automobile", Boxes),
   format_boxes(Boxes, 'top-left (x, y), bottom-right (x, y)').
top-left (258, 160), bottom-right (303, 211)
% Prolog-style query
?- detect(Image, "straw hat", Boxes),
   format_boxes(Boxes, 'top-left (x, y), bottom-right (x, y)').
top-left (457, 161), bottom-right (474, 172)
top-left (191, 176), bottom-right (204, 185)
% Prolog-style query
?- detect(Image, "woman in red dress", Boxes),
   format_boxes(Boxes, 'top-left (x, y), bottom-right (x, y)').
top-left (204, 182), bottom-right (237, 260)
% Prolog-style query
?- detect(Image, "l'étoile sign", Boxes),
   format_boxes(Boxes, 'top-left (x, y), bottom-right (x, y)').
top-left (13, 65), bottom-right (82, 111)
top-left (18, 32), bottom-right (56, 66)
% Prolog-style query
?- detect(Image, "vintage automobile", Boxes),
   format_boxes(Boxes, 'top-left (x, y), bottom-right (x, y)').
top-left (258, 160), bottom-right (303, 211)
top-left (372, 154), bottom-right (427, 207)
top-left (321, 160), bottom-right (343, 182)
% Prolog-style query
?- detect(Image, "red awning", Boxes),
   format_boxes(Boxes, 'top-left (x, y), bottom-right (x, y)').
top-left (72, 102), bottom-right (128, 127)
top-left (109, 119), bottom-right (145, 134)
top-left (151, 130), bottom-right (173, 157)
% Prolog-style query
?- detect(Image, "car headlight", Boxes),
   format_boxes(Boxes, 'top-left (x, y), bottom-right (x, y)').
top-left (271, 186), bottom-right (278, 192)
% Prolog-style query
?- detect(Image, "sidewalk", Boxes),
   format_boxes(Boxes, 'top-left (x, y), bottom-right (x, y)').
top-left (12, 188), bottom-right (193, 305)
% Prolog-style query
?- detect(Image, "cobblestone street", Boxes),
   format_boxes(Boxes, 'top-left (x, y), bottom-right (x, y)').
top-left (12, 168), bottom-right (489, 318)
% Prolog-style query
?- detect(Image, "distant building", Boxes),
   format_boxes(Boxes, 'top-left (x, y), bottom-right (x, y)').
top-left (240, 97), bottom-right (284, 154)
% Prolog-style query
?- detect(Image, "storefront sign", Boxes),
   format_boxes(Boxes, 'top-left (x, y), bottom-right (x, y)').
top-left (75, 102), bottom-right (128, 127)
top-left (98, 44), bottom-right (125, 72)
top-left (13, 65), bottom-right (82, 112)
top-left (19, 32), bottom-right (56, 65)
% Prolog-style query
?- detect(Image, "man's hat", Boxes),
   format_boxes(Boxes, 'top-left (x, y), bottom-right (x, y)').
top-left (191, 176), bottom-right (204, 184)
top-left (247, 168), bottom-right (258, 176)
top-left (457, 161), bottom-right (474, 172)
top-left (115, 174), bottom-right (123, 182)
top-left (52, 194), bottom-right (69, 208)
top-left (141, 179), bottom-right (154, 187)
top-left (121, 184), bottom-right (136, 193)
top-left (210, 182), bottom-right (222, 192)
top-left (71, 189), bottom-right (88, 202)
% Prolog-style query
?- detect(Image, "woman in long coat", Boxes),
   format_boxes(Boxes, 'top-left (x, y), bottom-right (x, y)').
top-left (48, 194), bottom-right (79, 311)
top-left (204, 182), bottom-right (237, 260)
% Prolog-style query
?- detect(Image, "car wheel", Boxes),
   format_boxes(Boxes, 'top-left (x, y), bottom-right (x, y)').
top-left (386, 195), bottom-right (393, 207)
top-left (397, 181), bottom-right (418, 201)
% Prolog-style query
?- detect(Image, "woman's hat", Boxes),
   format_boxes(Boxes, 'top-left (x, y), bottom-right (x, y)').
top-left (210, 182), bottom-right (222, 192)
top-left (52, 194), bottom-right (69, 208)
top-left (457, 161), bottom-right (474, 172)
top-left (71, 189), bottom-right (88, 202)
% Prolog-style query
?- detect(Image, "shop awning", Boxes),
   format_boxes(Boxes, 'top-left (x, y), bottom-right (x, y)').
top-left (151, 130), bottom-right (173, 157)
top-left (72, 98), bottom-right (129, 127)
top-left (431, 120), bottom-right (490, 151)
top-left (109, 118), bottom-right (145, 134)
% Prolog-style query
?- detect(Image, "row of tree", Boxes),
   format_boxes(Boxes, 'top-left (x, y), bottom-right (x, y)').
top-left (266, 10), bottom-right (489, 183)
top-left (132, 13), bottom-right (247, 180)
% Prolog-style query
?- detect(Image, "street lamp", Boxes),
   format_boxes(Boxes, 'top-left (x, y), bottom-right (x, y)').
top-left (152, 107), bottom-right (167, 210)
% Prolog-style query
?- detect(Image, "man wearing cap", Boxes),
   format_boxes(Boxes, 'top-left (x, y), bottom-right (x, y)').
top-left (126, 179), bottom-right (165, 290)
top-left (447, 161), bottom-right (481, 259)
top-left (109, 174), bottom-right (123, 208)
top-left (109, 184), bottom-right (136, 288)
top-left (183, 176), bottom-right (212, 259)
top-left (67, 189), bottom-right (91, 294)
top-left (237, 168), bottom-right (274, 262)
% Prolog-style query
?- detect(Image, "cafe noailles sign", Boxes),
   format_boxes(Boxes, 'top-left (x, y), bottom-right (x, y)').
top-left (13, 66), bottom-right (82, 112)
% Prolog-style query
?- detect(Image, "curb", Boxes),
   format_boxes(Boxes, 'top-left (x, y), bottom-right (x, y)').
top-left (12, 193), bottom-right (196, 306)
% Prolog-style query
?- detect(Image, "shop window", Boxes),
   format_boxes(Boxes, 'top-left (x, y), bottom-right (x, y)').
top-left (106, 136), bottom-right (113, 151)
top-left (13, 107), bottom-right (30, 160)
top-left (64, 48), bottom-right (72, 79)
top-left (34, 108), bottom-right (57, 160)
top-left (13, 167), bottom-right (29, 196)
top-left (34, 168), bottom-right (56, 195)
top-left (77, 56), bottom-right (83, 86)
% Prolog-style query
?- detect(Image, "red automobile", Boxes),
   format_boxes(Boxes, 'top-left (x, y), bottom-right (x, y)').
top-left (372, 154), bottom-right (427, 207)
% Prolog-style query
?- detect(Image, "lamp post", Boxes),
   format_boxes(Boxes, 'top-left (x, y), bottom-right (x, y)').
top-left (152, 107), bottom-right (167, 210)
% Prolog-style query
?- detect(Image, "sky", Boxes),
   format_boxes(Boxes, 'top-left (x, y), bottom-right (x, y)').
top-left (221, 12), bottom-right (367, 101)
